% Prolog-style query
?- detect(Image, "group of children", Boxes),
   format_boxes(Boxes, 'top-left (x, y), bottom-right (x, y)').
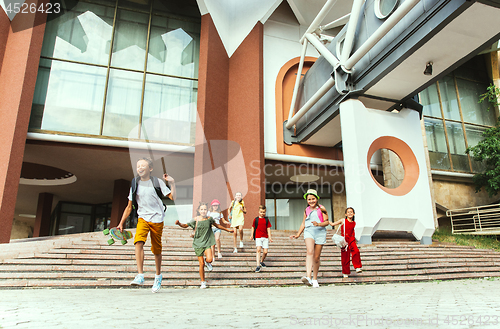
top-left (117, 158), bottom-right (362, 292)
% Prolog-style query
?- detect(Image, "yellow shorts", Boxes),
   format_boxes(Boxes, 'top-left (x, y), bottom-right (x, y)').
top-left (134, 218), bottom-right (164, 255)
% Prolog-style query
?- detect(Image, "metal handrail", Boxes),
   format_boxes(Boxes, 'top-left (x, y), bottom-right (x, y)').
top-left (447, 203), bottom-right (500, 234)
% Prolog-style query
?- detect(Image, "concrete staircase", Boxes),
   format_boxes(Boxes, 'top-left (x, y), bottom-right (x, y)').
top-left (1, 227), bottom-right (500, 288)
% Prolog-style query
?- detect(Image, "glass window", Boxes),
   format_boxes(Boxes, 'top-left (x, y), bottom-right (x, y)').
top-left (111, 9), bottom-right (149, 71)
top-left (102, 69), bottom-right (144, 138)
top-left (420, 83), bottom-right (441, 118)
top-left (446, 121), bottom-right (469, 172)
top-left (32, 59), bottom-right (106, 135)
top-left (465, 124), bottom-right (487, 173)
top-left (142, 75), bottom-right (197, 143)
top-left (424, 118), bottom-right (451, 170)
top-left (456, 79), bottom-right (496, 126)
top-left (438, 75), bottom-right (461, 121)
top-left (147, 15), bottom-right (200, 79)
top-left (41, 2), bottom-right (114, 66)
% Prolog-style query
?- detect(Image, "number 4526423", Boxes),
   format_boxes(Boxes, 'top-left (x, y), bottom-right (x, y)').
top-left (4, 2), bottom-right (61, 14)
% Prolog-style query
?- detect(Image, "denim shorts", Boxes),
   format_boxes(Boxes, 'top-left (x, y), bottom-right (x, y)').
top-left (304, 227), bottom-right (327, 245)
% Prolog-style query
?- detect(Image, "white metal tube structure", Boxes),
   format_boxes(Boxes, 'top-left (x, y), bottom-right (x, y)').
top-left (321, 13), bottom-right (351, 31)
top-left (288, 40), bottom-right (309, 122)
top-left (300, 0), bottom-right (339, 44)
top-left (285, 77), bottom-right (335, 129)
top-left (340, 0), bottom-right (365, 64)
top-left (343, 0), bottom-right (421, 70)
top-left (305, 33), bottom-right (339, 68)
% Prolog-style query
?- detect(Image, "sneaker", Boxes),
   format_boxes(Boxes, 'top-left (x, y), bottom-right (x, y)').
top-left (343, 274), bottom-right (348, 278)
top-left (200, 281), bottom-right (207, 289)
top-left (301, 276), bottom-right (312, 286)
top-left (205, 259), bottom-right (213, 271)
top-left (312, 280), bottom-right (319, 288)
top-left (233, 248), bottom-right (238, 253)
top-left (130, 274), bottom-right (144, 286)
top-left (218, 252), bottom-right (222, 259)
top-left (260, 262), bottom-right (267, 268)
top-left (356, 268), bottom-right (363, 273)
top-left (151, 275), bottom-right (162, 293)
top-left (255, 266), bottom-right (261, 273)
top-left (239, 241), bottom-right (244, 248)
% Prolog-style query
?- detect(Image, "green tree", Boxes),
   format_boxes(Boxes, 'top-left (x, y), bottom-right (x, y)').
top-left (466, 84), bottom-right (500, 197)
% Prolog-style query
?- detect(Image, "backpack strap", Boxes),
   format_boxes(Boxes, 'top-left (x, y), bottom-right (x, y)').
top-left (253, 217), bottom-right (259, 239)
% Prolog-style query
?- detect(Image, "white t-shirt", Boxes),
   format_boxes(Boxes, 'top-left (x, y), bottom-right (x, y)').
top-left (128, 178), bottom-right (171, 223)
top-left (208, 211), bottom-right (223, 225)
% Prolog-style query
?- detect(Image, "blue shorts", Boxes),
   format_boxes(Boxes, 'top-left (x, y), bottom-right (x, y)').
top-left (304, 227), bottom-right (327, 245)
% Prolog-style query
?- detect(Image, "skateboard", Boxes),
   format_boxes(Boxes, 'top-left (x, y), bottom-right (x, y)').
top-left (103, 228), bottom-right (133, 245)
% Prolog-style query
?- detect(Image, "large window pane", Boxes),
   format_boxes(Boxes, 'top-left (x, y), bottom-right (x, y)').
top-left (147, 15), bottom-right (200, 78)
top-left (465, 124), bottom-right (487, 173)
top-left (142, 75), bottom-right (197, 143)
top-left (424, 118), bottom-right (451, 170)
top-left (111, 9), bottom-right (149, 71)
top-left (446, 121), bottom-right (470, 172)
top-left (456, 79), bottom-right (496, 126)
top-left (102, 69), bottom-right (143, 138)
top-left (438, 76), bottom-right (461, 121)
top-left (31, 59), bottom-right (105, 135)
top-left (420, 83), bottom-right (441, 118)
top-left (41, 2), bottom-right (114, 66)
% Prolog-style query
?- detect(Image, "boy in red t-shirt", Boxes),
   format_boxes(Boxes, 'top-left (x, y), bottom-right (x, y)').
top-left (249, 205), bottom-right (273, 272)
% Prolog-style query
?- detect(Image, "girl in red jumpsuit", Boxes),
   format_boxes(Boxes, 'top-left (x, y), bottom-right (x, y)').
top-left (330, 207), bottom-right (362, 278)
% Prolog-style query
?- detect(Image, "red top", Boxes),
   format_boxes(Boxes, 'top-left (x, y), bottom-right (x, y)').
top-left (341, 219), bottom-right (356, 244)
top-left (253, 217), bottom-right (272, 238)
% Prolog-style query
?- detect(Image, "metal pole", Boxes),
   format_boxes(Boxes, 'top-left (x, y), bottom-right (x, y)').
top-left (343, 0), bottom-right (421, 70)
top-left (285, 77), bottom-right (335, 129)
top-left (305, 33), bottom-right (339, 68)
top-left (300, 0), bottom-right (339, 44)
top-left (288, 41), bottom-right (309, 122)
top-left (321, 13), bottom-right (351, 30)
top-left (340, 0), bottom-right (364, 64)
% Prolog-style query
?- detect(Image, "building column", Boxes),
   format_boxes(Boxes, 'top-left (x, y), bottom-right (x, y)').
top-left (33, 193), bottom-right (53, 237)
top-left (0, 4), bottom-right (47, 243)
top-left (110, 179), bottom-right (131, 228)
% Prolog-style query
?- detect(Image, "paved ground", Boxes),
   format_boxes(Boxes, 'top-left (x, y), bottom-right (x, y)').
top-left (1, 278), bottom-right (500, 328)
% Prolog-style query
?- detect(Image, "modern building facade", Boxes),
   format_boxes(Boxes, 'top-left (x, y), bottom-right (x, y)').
top-left (1, 0), bottom-right (499, 244)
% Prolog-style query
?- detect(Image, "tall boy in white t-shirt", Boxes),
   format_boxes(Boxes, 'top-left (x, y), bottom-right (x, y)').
top-left (117, 158), bottom-right (176, 293)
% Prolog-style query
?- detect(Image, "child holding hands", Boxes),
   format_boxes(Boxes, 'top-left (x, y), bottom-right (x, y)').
top-left (290, 189), bottom-right (329, 288)
top-left (175, 202), bottom-right (234, 289)
top-left (249, 205), bottom-right (273, 273)
top-left (330, 207), bottom-right (362, 278)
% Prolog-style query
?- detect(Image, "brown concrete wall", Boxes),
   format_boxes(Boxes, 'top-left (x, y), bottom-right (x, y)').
top-left (33, 192), bottom-right (53, 237)
top-left (193, 14), bottom-right (230, 214)
top-left (433, 179), bottom-right (499, 210)
top-left (110, 179), bottom-right (130, 228)
top-left (227, 23), bottom-right (265, 228)
top-left (0, 2), bottom-right (47, 243)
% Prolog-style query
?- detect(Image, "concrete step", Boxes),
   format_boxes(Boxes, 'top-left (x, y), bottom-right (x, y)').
top-left (1, 227), bottom-right (500, 289)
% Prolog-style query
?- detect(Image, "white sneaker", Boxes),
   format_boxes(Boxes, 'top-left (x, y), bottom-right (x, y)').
top-left (130, 274), bottom-right (144, 286)
top-left (312, 280), bottom-right (319, 288)
top-left (343, 274), bottom-right (348, 278)
top-left (151, 275), bottom-right (162, 293)
top-left (356, 268), bottom-right (362, 273)
top-left (200, 281), bottom-right (207, 289)
top-left (218, 252), bottom-right (222, 259)
top-left (239, 241), bottom-right (244, 248)
top-left (205, 259), bottom-right (213, 271)
top-left (301, 276), bottom-right (312, 286)
top-left (233, 248), bottom-right (238, 253)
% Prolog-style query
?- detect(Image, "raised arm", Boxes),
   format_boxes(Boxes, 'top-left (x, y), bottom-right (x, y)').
top-left (175, 220), bottom-right (189, 229)
top-left (163, 174), bottom-right (176, 201)
top-left (330, 218), bottom-right (344, 227)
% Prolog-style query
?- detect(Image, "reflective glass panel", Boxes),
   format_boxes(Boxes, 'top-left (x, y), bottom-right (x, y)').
top-left (465, 124), bottom-right (487, 172)
top-left (111, 9), bottom-right (149, 71)
top-left (142, 75), bottom-right (197, 143)
top-left (153, 0), bottom-right (201, 19)
top-left (41, 2), bottom-right (114, 66)
top-left (438, 76), bottom-right (461, 121)
top-left (424, 118), bottom-right (451, 170)
top-left (31, 59), bottom-right (105, 135)
top-left (456, 79), bottom-right (496, 126)
top-left (102, 69), bottom-right (144, 138)
top-left (118, 0), bottom-right (151, 12)
top-left (420, 83), bottom-right (441, 118)
top-left (147, 15), bottom-right (200, 78)
top-left (446, 121), bottom-right (470, 172)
